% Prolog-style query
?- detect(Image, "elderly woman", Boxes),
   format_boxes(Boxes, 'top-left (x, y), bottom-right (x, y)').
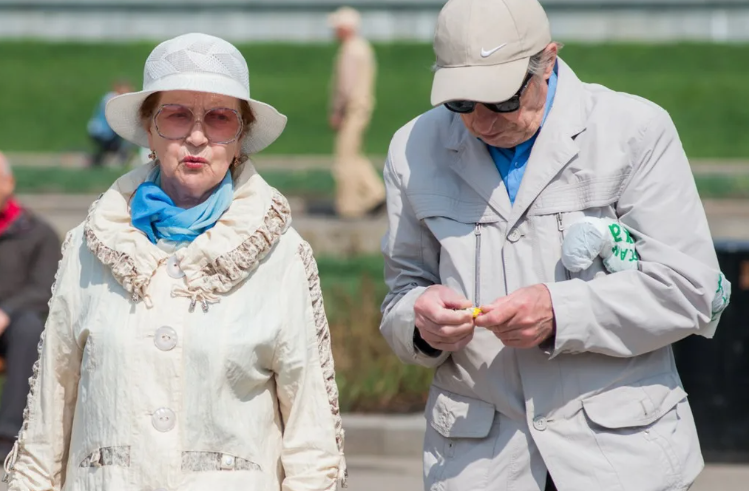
top-left (3, 33), bottom-right (346, 491)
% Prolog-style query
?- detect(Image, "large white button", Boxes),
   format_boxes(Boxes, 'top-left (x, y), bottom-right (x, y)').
top-left (152, 408), bottom-right (176, 432)
top-left (508, 229), bottom-right (522, 242)
top-left (154, 326), bottom-right (177, 351)
top-left (533, 417), bottom-right (548, 431)
top-left (166, 255), bottom-right (185, 279)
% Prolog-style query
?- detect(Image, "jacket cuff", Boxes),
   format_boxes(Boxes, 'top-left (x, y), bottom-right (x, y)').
top-left (413, 328), bottom-right (443, 358)
top-left (544, 280), bottom-right (588, 358)
top-left (385, 287), bottom-right (451, 368)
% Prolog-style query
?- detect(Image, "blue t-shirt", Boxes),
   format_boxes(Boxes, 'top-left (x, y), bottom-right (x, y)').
top-left (487, 64), bottom-right (558, 204)
top-left (87, 92), bottom-right (117, 140)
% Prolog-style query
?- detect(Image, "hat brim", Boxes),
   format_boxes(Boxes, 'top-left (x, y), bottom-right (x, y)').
top-left (431, 57), bottom-right (530, 107)
top-left (105, 85), bottom-right (287, 155)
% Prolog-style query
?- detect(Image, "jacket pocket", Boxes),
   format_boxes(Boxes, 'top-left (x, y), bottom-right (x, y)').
top-left (78, 446), bottom-right (131, 468)
top-left (424, 386), bottom-right (498, 491)
top-left (581, 379), bottom-right (691, 491)
top-left (582, 382), bottom-right (687, 430)
top-left (181, 451), bottom-right (262, 472)
top-left (528, 174), bottom-right (625, 283)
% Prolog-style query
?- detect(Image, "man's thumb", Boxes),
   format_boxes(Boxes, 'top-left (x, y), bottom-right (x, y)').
top-left (439, 287), bottom-right (473, 309)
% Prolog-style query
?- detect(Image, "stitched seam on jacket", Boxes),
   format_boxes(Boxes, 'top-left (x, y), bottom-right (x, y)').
top-left (297, 241), bottom-right (347, 488)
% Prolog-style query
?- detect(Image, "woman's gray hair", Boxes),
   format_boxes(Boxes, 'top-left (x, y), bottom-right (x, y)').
top-left (528, 42), bottom-right (564, 77)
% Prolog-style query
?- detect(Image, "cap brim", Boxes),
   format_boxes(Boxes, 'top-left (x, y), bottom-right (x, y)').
top-left (431, 57), bottom-right (530, 106)
top-left (105, 88), bottom-right (287, 155)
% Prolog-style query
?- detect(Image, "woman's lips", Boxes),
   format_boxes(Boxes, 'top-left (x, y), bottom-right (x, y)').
top-left (182, 156), bottom-right (208, 169)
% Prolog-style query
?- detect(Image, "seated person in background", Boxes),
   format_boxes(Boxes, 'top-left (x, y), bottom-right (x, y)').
top-left (0, 151), bottom-right (61, 462)
top-left (87, 80), bottom-right (134, 167)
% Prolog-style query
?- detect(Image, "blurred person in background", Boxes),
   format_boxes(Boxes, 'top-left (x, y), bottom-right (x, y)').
top-left (0, 151), bottom-right (60, 463)
top-left (328, 6), bottom-right (386, 218)
top-left (86, 79), bottom-right (134, 168)
top-left (379, 0), bottom-right (729, 490)
top-left (4, 34), bottom-right (346, 491)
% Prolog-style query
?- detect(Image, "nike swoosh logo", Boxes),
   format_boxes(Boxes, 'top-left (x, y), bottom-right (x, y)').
top-left (480, 43), bottom-right (508, 58)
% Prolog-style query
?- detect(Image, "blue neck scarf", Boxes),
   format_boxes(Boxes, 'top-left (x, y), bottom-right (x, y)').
top-left (131, 167), bottom-right (234, 244)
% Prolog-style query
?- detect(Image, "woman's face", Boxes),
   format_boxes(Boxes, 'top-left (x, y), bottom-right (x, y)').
top-left (145, 90), bottom-right (244, 207)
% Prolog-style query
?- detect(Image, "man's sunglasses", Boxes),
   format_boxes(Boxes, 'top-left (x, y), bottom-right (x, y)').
top-left (444, 72), bottom-right (534, 114)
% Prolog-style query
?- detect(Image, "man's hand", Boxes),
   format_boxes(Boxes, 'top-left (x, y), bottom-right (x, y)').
top-left (329, 113), bottom-right (343, 131)
top-left (0, 309), bottom-right (10, 338)
top-left (414, 285), bottom-right (474, 352)
top-left (474, 284), bottom-right (556, 349)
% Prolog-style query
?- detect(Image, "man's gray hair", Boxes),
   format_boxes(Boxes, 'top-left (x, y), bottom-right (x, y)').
top-left (528, 42), bottom-right (564, 77)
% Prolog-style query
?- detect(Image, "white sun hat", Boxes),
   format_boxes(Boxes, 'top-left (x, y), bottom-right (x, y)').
top-left (105, 32), bottom-right (287, 155)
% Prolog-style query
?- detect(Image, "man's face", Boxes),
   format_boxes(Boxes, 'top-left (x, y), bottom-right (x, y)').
top-left (0, 171), bottom-right (14, 209)
top-left (335, 26), bottom-right (352, 42)
top-left (460, 48), bottom-right (557, 149)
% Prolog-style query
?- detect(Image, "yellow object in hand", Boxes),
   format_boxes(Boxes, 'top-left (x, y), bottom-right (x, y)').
top-left (469, 307), bottom-right (482, 319)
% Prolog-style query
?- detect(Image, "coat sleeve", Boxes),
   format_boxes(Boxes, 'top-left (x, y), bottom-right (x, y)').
top-left (4, 228), bottom-right (84, 491)
top-left (379, 149), bottom-right (451, 368)
top-left (0, 220), bottom-right (61, 318)
top-left (545, 109), bottom-right (726, 358)
top-left (272, 241), bottom-right (346, 491)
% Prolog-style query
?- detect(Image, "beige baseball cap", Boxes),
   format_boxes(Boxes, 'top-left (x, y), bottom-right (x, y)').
top-left (328, 6), bottom-right (361, 30)
top-left (431, 0), bottom-right (551, 106)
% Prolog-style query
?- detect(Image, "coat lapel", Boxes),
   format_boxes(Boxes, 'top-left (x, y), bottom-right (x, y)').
top-left (445, 113), bottom-right (513, 221)
top-left (507, 60), bottom-right (588, 228)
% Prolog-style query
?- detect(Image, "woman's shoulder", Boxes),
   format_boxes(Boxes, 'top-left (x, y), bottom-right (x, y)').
top-left (267, 226), bottom-right (313, 269)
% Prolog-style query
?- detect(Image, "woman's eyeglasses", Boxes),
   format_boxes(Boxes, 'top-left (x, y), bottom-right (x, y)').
top-left (444, 72), bottom-right (534, 114)
top-left (153, 104), bottom-right (243, 144)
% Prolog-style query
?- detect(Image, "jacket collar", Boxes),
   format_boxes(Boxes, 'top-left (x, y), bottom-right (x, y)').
top-left (84, 161), bottom-right (292, 311)
top-left (443, 58), bottom-right (588, 225)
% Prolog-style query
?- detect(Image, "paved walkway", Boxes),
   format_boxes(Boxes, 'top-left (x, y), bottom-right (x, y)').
top-left (2, 459), bottom-right (747, 490)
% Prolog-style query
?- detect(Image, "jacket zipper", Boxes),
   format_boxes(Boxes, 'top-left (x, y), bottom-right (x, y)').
top-left (474, 223), bottom-right (482, 306)
top-left (557, 213), bottom-right (572, 280)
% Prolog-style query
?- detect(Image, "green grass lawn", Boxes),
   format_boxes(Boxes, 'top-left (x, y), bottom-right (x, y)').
top-left (13, 165), bottom-right (749, 200)
top-left (2, 42), bottom-right (749, 157)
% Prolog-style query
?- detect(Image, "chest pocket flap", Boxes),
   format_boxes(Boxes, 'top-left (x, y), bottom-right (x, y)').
top-left (409, 193), bottom-right (502, 224)
top-left (583, 377), bottom-right (688, 429)
top-left (528, 170), bottom-right (630, 216)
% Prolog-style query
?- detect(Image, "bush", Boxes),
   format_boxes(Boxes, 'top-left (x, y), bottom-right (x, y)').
top-left (315, 255), bottom-right (433, 413)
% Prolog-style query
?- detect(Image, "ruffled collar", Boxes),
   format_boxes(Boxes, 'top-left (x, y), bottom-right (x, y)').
top-left (84, 161), bottom-right (291, 312)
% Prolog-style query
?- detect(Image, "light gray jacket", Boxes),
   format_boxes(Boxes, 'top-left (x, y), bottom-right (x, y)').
top-left (380, 60), bottom-right (724, 491)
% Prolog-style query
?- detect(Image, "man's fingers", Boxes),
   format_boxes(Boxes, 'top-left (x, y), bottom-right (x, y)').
top-left (418, 317), bottom-right (474, 343)
top-left (427, 306), bottom-right (473, 326)
top-left (474, 303), bottom-right (516, 328)
top-left (438, 288), bottom-right (473, 310)
top-left (422, 330), bottom-right (475, 352)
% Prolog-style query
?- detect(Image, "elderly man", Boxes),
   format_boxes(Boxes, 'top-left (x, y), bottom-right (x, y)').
top-left (379, 0), bottom-right (728, 490)
top-left (0, 152), bottom-right (60, 461)
top-left (328, 6), bottom-right (386, 218)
